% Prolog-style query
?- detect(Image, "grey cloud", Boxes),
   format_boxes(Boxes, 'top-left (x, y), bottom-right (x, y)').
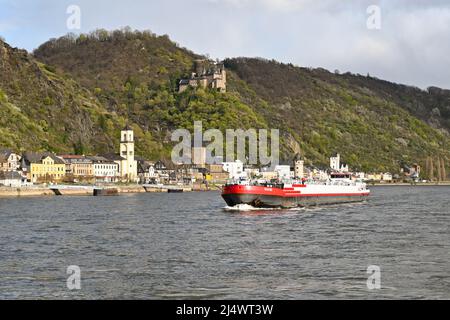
top-left (2, 0), bottom-right (450, 88)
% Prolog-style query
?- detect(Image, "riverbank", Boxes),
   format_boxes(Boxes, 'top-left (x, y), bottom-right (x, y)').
top-left (0, 187), bottom-right (55, 197)
top-left (2, 182), bottom-right (448, 198)
top-left (0, 185), bottom-right (197, 198)
top-left (370, 182), bottom-right (450, 186)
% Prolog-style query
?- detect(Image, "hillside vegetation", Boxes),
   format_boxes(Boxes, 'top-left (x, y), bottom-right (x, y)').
top-left (0, 29), bottom-right (448, 173)
top-left (0, 39), bottom-right (126, 154)
top-left (225, 58), bottom-right (450, 171)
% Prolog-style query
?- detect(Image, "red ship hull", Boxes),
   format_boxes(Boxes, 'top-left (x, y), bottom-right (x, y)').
top-left (222, 184), bottom-right (370, 208)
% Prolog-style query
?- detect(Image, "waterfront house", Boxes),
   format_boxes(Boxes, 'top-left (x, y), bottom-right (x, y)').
top-left (136, 157), bottom-right (157, 184)
top-left (366, 173), bottom-right (382, 181)
top-left (382, 172), bottom-right (393, 182)
top-left (154, 160), bottom-right (177, 183)
top-left (275, 165), bottom-right (292, 180)
top-left (260, 171), bottom-right (278, 180)
top-left (21, 152), bottom-right (66, 183)
top-left (401, 163), bottom-right (421, 181)
top-left (222, 160), bottom-right (245, 180)
top-left (309, 167), bottom-right (330, 181)
top-left (88, 156), bottom-right (119, 183)
top-left (59, 155), bottom-right (94, 181)
top-left (0, 171), bottom-right (25, 188)
top-left (0, 149), bottom-right (21, 171)
top-left (354, 172), bottom-right (366, 180)
top-left (206, 164), bottom-right (229, 182)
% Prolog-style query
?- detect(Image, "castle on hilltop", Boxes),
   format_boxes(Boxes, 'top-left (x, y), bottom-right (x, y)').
top-left (178, 59), bottom-right (227, 93)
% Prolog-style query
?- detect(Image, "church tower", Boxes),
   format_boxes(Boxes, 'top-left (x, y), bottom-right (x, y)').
top-left (293, 153), bottom-right (304, 179)
top-left (119, 125), bottom-right (137, 181)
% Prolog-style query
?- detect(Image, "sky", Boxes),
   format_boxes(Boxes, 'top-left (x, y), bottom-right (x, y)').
top-left (1, 0), bottom-right (450, 89)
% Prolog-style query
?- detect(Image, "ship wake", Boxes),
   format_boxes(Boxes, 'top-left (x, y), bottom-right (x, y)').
top-left (223, 204), bottom-right (277, 211)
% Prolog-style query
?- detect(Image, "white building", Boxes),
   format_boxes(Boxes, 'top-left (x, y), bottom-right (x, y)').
top-left (354, 172), bottom-right (366, 180)
top-left (275, 165), bottom-right (291, 180)
top-left (294, 158), bottom-right (305, 178)
top-left (0, 150), bottom-right (21, 171)
top-left (330, 153), bottom-right (341, 171)
top-left (0, 171), bottom-right (25, 188)
top-left (382, 172), bottom-right (393, 182)
top-left (330, 153), bottom-right (349, 172)
top-left (137, 160), bottom-right (158, 184)
top-left (244, 167), bottom-right (260, 179)
top-left (89, 156), bottom-right (119, 183)
top-left (118, 125), bottom-right (138, 181)
top-left (309, 168), bottom-right (330, 181)
top-left (222, 160), bottom-right (245, 180)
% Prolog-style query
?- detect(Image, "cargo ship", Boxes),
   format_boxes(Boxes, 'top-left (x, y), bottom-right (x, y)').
top-left (222, 173), bottom-right (370, 209)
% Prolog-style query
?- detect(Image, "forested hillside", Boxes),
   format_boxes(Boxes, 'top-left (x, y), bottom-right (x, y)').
top-left (0, 29), bottom-right (448, 173)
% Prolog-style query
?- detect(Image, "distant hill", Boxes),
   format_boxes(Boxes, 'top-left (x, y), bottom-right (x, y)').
top-left (33, 29), bottom-right (268, 158)
top-left (1, 28), bottom-right (448, 173)
top-left (224, 57), bottom-right (450, 171)
top-left (0, 38), bottom-right (127, 154)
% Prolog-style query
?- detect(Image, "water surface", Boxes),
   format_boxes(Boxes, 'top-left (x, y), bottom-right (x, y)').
top-left (0, 186), bottom-right (449, 299)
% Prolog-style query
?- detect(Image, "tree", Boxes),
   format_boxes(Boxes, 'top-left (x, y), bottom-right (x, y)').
top-left (76, 33), bottom-right (88, 44)
top-left (436, 157), bottom-right (442, 182)
top-left (428, 157), bottom-right (434, 181)
top-left (73, 139), bottom-right (85, 155)
top-left (441, 158), bottom-right (447, 181)
top-left (425, 157), bottom-right (430, 180)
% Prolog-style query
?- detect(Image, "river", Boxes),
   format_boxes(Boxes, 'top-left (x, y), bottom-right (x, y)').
top-left (0, 186), bottom-right (449, 299)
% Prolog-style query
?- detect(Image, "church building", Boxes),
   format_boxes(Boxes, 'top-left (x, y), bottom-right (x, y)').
top-left (118, 125), bottom-right (138, 181)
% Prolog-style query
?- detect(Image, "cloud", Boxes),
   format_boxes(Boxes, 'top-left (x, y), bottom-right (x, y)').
top-left (1, 0), bottom-right (450, 88)
top-left (208, 0), bottom-right (346, 12)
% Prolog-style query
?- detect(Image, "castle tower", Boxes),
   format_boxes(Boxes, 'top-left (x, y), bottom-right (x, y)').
top-left (330, 153), bottom-right (340, 171)
top-left (119, 125), bottom-right (137, 181)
